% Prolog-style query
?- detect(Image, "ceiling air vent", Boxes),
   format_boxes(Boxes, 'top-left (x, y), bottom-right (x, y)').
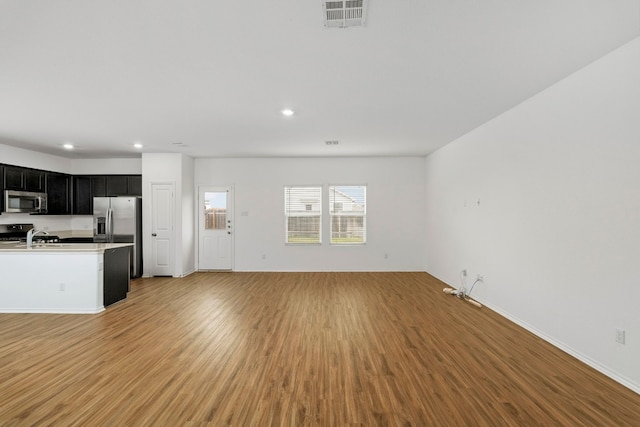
top-left (323, 0), bottom-right (368, 28)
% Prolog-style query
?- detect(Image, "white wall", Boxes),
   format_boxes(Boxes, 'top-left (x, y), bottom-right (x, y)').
top-left (194, 157), bottom-right (425, 271)
top-left (0, 143), bottom-right (71, 173)
top-left (69, 158), bottom-right (141, 175)
top-left (424, 38), bottom-right (640, 392)
top-left (181, 155), bottom-right (195, 275)
top-left (141, 153), bottom-right (195, 277)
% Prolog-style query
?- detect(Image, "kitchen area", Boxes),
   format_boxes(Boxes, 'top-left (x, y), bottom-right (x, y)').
top-left (0, 162), bottom-right (143, 314)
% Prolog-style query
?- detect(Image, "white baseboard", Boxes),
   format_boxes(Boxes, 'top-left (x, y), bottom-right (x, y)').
top-left (476, 297), bottom-right (640, 395)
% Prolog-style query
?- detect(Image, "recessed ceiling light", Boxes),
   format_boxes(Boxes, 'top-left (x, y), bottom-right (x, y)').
top-left (63, 143), bottom-right (74, 150)
top-left (133, 143), bottom-right (143, 149)
top-left (281, 109), bottom-right (295, 117)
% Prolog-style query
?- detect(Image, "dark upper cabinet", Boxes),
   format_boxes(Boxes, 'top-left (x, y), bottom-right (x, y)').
top-left (0, 165), bottom-right (4, 213)
top-left (106, 175), bottom-right (129, 196)
top-left (3, 165), bottom-right (46, 192)
top-left (91, 176), bottom-right (107, 197)
top-left (127, 175), bottom-right (142, 196)
top-left (26, 170), bottom-right (46, 192)
top-left (46, 172), bottom-right (72, 215)
top-left (4, 167), bottom-right (23, 189)
top-left (0, 165), bottom-right (141, 215)
top-left (91, 175), bottom-right (141, 197)
top-left (72, 176), bottom-right (93, 215)
top-left (72, 175), bottom-right (142, 215)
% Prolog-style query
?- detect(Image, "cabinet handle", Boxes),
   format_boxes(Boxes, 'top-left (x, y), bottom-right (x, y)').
top-left (152, 233), bottom-right (157, 236)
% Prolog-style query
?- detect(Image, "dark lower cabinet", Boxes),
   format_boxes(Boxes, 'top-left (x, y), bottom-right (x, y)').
top-left (103, 246), bottom-right (130, 307)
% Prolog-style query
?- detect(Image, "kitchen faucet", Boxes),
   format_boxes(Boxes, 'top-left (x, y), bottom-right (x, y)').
top-left (26, 229), bottom-right (48, 249)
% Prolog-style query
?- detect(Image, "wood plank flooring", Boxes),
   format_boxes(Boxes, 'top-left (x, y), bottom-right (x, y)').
top-left (0, 272), bottom-right (638, 426)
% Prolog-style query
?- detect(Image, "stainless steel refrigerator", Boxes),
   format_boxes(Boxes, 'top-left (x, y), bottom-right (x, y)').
top-left (94, 196), bottom-right (142, 278)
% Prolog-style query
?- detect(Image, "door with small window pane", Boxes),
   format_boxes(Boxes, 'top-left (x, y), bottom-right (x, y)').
top-left (198, 186), bottom-right (233, 270)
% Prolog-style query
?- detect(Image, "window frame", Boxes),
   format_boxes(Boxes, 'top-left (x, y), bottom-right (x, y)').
top-left (284, 185), bottom-right (323, 245)
top-left (329, 184), bottom-right (367, 245)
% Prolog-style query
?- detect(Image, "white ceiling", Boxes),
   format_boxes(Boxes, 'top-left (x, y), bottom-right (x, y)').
top-left (1, 1), bottom-right (638, 159)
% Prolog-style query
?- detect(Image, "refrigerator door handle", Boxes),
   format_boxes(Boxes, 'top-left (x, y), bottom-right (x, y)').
top-left (106, 208), bottom-right (113, 242)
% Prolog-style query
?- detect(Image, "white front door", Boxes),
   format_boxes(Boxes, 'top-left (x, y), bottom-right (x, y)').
top-left (198, 186), bottom-right (233, 270)
top-left (151, 183), bottom-right (174, 276)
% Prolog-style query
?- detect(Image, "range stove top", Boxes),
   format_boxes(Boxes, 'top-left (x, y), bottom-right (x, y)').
top-left (0, 223), bottom-right (60, 243)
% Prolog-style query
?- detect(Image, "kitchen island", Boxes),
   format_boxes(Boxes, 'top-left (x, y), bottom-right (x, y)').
top-left (0, 242), bottom-right (132, 314)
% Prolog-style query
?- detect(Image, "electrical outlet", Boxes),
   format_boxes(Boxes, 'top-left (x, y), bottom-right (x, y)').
top-left (461, 269), bottom-right (467, 277)
top-left (59, 283), bottom-right (65, 292)
top-left (616, 329), bottom-right (626, 344)
top-left (384, 253), bottom-right (388, 259)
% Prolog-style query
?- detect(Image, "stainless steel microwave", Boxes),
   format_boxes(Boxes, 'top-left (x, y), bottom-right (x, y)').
top-left (3, 190), bottom-right (48, 214)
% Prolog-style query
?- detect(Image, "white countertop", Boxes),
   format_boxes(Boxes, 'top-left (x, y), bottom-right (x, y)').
top-left (0, 242), bottom-right (133, 253)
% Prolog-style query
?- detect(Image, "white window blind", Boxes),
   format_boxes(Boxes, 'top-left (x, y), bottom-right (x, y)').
top-left (330, 185), bottom-right (366, 244)
top-left (284, 186), bottom-right (322, 244)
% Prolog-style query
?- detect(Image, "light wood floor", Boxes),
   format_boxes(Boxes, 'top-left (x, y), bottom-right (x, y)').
top-left (1, 272), bottom-right (638, 426)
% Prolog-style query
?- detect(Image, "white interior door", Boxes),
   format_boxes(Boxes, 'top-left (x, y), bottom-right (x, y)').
top-left (151, 183), bottom-right (174, 276)
top-left (198, 186), bottom-right (233, 270)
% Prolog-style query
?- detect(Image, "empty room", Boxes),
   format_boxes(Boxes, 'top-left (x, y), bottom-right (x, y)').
top-left (1, 1), bottom-right (639, 425)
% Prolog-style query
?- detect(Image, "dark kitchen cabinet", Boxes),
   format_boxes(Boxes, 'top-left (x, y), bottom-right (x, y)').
top-left (103, 246), bottom-right (130, 307)
top-left (127, 175), bottom-right (142, 196)
top-left (106, 175), bottom-right (129, 196)
top-left (72, 176), bottom-right (93, 215)
top-left (91, 176), bottom-right (107, 197)
top-left (72, 175), bottom-right (142, 215)
top-left (0, 164), bottom-right (141, 216)
top-left (3, 166), bottom-right (46, 192)
top-left (4, 166), bottom-right (25, 190)
top-left (0, 165), bottom-right (4, 213)
top-left (92, 175), bottom-right (142, 197)
top-left (98, 175), bottom-right (141, 197)
top-left (46, 172), bottom-right (72, 215)
top-left (26, 169), bottom-right (46, 192)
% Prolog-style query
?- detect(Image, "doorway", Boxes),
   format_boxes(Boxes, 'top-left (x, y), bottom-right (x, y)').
top-left (198, 186), bottom-right (233, 270)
